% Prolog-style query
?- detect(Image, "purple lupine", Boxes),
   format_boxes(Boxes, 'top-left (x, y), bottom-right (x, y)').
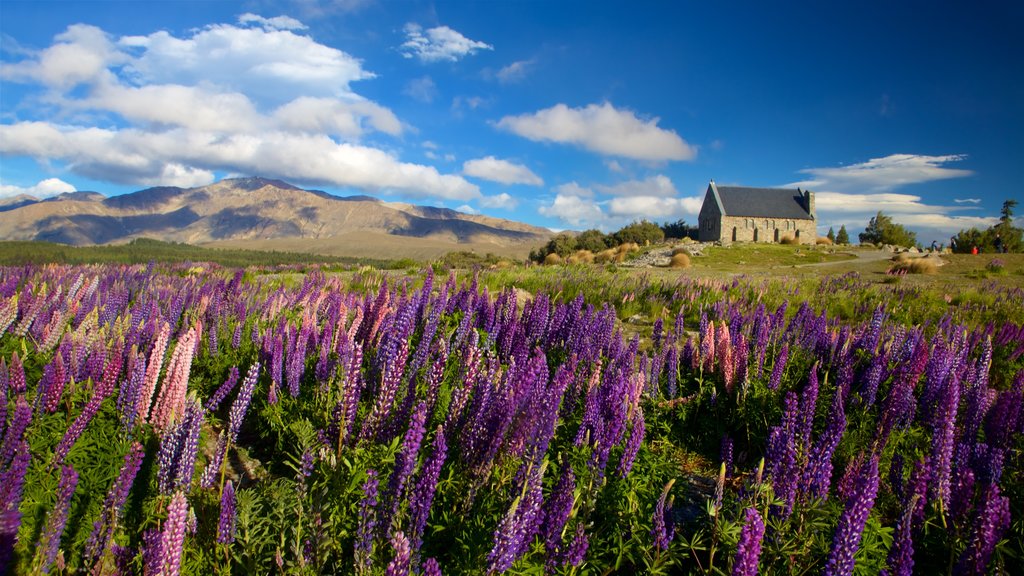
top-left (617, 405), bottom-right (645, 476)
top-left (768, 342), bottom-right (788, 390)
top-left (798, 363), bottom-right (820, 454)
top-left (355, 470), bottom-right (379, 574)
top-left (8, 353), bottom-right (25, 394)
top-left (651, 480), bottom-right (675, 551)
top-left (408, 427), bottom-right (448, 553)
top-left (382, 401), bottom-right (428, 537)
top-left (823, 454), bottom-right (880, 576)
top-left (564, 523), bottom-right (589, 567)
top-left (37, 465), bottom-right (78, 574)
top-left (0, 444), bottom-right (31, 569)
top-left (954, 484), bottom-right (1011, 575)
top-left (228, 362), bottom-right (260, 442)
top-left (205, 366), bottom-right (240, 412)
top-left (421, 557), bottom-right (442, 576)
top-left (41, 353), bottom-right (68, 413)
top-left (160, 491), bottom-right (189, 576)
top-left (721, 435), bottom-right (734, 478)
top-left (766, 392), bottom-right (799, 518)
top-left (1, 395), bottom-right (33, 466)
top-left (732, 507), bottom-right (765, 576)
top-left (541, 466), bottom-right (576, 567)
top-left (488, 461), bottom-right (547, 573)
top-left (929, 374), bottom-right (960, 513)
top-left (85, 442), bottom-right (145, 566)
top-left (217, 480), bottom-right (236, 545)
top-left (801, 385), bottom-right (846, 501)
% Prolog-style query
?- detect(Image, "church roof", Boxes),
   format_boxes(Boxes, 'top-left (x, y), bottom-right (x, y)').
top-left (711, 184), bottom-right (814, 220)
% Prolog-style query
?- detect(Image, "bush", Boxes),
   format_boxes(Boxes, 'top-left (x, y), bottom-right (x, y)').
top-left (543, 253), bottom-right (563, 266)
top-left (575, 229), bottom-right (610, 252)
top-left (668, 253), bottom-right (691, 268)
top-left (859, 211), bottom-right (918, 247)
top-left (613, 220), bottom-right (665, 246)
top-left (671, 246), bottom-right (691, 256)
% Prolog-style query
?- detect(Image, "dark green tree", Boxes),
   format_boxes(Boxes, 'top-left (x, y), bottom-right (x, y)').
top-left (661, 219), bottom-right (696, 240)
top-left (575, 229), bottom-right (610, 252)
top-left (613, 220), bottom-right (665, 245)
top-left (826, 227), bottom-right (836, 243)
top-left (858, 211), bottom-right (917, 247)
top-left (835, 225), bottom-right (850, 245)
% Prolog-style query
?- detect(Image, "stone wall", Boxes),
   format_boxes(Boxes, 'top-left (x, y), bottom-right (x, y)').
top-left (719, 216), bottom-right (816, 244)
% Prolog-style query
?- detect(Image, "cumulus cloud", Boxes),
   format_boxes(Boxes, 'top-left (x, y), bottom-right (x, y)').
top-left (0, 177), bottom-right (76, 199)
top-left (539, 192), bottom-right (605, 228)
top-left (456, 204), bottom-right (480, 215)
top-left (0, 18), bottom-right (479, 201)
top-left (463, 156), bottom-right (543, 186)
top-left (496, 102), bottom-right (696, 161)
top-left (400, 23), bottom-right (492, 63)
top-left (554, 182), bottom-right (594, 198)
top-left (495, 59), bottom-right (533, 83)
top-left (813, 191), bottom-right (997, 239)
top-left (607, 195), bottom-right (702, 220)
top-left (792, 154), bottom-right (973, 193)
top-left (480, 192), bottom-right (518, 209)
top-left (597, 174), bottom-right (677, 197)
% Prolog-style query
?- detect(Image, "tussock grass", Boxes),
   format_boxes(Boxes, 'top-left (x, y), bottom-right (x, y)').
top-left (668, 253), bottom-right (691, 268)
top-left (543, 253), bottom-right (563, 266)
top-left (671, 246), bottom-right (691, 256)
top-left (816, 237), bottom-right (833, 245)
top-left (780, 235), bottom-right (799, 245)
top-left (890, 258), bottom-right (938, 274)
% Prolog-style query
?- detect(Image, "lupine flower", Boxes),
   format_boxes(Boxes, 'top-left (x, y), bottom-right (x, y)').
top-left (929, 374), bottom-right (960, 512)
top-left (0, 444), bottom-right (31, 569)
top-left (954, 484), bottom-right (1011, 575)
top-left (721, 435), bottom-right (734, 478)
top-left (37, 465), bottom-right (79, 574)
top-left (541, 466), bottom-right (576, 567)
top-left (421, 557), bottom-right (442, 576)
top-left (732, 507), bottom-right (765, 576)
top-left (217, 481), bottom-right (236, 545)
top-left (85, 442), bottom-right (145, 566)
top-left (768, 343), bottom-right (788, 390)
top-left (385, 531), bottom-right (411, 576)
top-left (617, 405), bottom-right (645, 476)
top-left (564, 523), bottom-right (589, 567)
top-left (488, 461), bottom-right (547, 573)
top-left (1, 396), bottom-right (33, 466)
top-left (8, 353), bottom-right (25, 395)
top-left (382, 401), bottom-right (428, 536)
top-left (408, 427), bottom-right (448, 553)
top-left (205, 366), bottom-right (240, 411)
top-left (651, 479), bottom-right (675, 551)
top-left (823, 455), bottom-right (880, 576)
top-left (151, 326), bottom-right (199, 429)
top-left (356, 470), bottom-right (379, 574)
top-left (160, 492), bottom-right (189, 576)
top-left (137, 322), bottom-right (170, 422)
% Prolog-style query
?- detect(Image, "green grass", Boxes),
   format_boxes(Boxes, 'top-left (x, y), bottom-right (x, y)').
top-left (686, 243), bottom-right (857, 269)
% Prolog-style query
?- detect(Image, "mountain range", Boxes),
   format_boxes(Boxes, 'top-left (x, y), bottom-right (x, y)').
top-left (0, 178), bottom-right (553, 259)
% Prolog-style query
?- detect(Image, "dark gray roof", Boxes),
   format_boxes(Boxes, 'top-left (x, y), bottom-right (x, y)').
top-left (715, 186), bottom-right (813, 220)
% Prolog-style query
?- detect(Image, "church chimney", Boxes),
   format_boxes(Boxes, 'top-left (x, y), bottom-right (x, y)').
top-left (804, 190), bottom-right (815, 219)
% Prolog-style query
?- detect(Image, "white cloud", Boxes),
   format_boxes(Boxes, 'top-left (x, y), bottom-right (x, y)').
top-left (0, 122), bottom-right (479, 200)
top-left (0, 177), bottom-right (77, 199)
top-left (792, 154), bottom-right (973, 193)
top-left (0, 19), bottom-right (478, 200)
top-left (456, 204), bottom-right (480, 215)
top-left (605, 159), bottom-right (624, 173)
top-left (404, 76), bottom-right (438, 103)
top-left (480, 192), bottom-right (517, 209)
top-left (954, 198), bottom-right (981, 204)
top-left (463, 156), bottom-right (543, 186)
top-left (597, 174), bottom-right (677, 197)
top-left (273, 97), bottom-right (401, 137)
top-left (553, 182), bottom-right (594, 198)
top-left (400, 23), bottom-right (492, 63)
top-left (813, 191), bottom-right (998, 239)
top-left (539, 193), bottom-right (605, 228)
top-left (496, 102), bottom-right (696, 161)
top-left (238, 13), bottom-right (307, 31)
top-left (607, 195), bottom-right (702, 220)
top-left (495, 59), bottom-right (533, 83)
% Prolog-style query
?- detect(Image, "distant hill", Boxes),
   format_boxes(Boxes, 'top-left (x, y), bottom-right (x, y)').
top-left (0, 177), bottom-right (552, 259)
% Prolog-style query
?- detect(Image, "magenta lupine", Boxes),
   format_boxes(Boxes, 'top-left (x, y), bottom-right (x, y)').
top-left (823, 455), bottom-right (880, 576)
top-left (700, 317), bottom-right (716, 373)
top-left (160, 492), bottom-right (189, 576)
top-left (717, 322), bottom-right (735, 392)
top-left (767, 342), bottom-right (788, 390)
top-left (36, 465), bottom-right (78, 574)
top-left (84, 442), bottom-right (145, 566)
top-left (385, 530), bottom-right (412, 576)
top-left (8, 352), bottom-right (25, 394)
top-left (217, 480), bottom-right (236, 545)
top-left (355, 470), bottom-right (379, 574)
top-left (732, 507), bottom-right (765, 576)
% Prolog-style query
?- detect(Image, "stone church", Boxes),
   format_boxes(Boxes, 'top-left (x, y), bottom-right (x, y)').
top-left (697, 181), bottom-right (817, 244)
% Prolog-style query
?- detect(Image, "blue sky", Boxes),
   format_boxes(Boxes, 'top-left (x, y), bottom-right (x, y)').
top-left (1, 1), bottom-right (1021, 241)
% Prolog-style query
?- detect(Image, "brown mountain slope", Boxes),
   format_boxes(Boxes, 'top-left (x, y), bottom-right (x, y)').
top-left (0, 177), bottom-right (552, 259)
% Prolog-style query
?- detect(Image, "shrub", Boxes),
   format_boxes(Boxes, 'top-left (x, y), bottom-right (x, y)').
top-left (668, 253), bottom-right (691, 268)
top-left (543, 253), bottom-right (563, 266)
top-left (816, 237), bottom-right (833, 246)
top-left (779, 235), bottom-right (798, 245)
top-left (859, 211), bottom-right (918, 247)
top-left (594, 248), bottom-right (617, 263)
top-left (613, 220), bottom-right (665, 245)
top-left (671, 246), bottom-right (690, 256)
top-left (575, 229), bottom-right (610, 252)
top-left (889, 258), bottom-right (937, 274)
top-left (574, 249), bottom-right (595, 263)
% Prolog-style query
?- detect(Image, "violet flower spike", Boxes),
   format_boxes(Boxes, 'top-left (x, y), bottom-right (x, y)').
top-left (823, 455), bottom-right (880, 576)
top-left (217, 480), bottom-right (236, 545)
top-left (732, 507), bottom-right (765, 576)
top-left (160, 491), bottom-right (189, 576)
top-left (37, 465), bottom-right (79, 574)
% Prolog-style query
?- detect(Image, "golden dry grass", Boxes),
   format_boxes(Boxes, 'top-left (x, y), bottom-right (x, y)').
top-left (668, 253), bottom-right (691, 268)
top-left (671, 246), bottom-right (691, 256)
top-left (816, 237), bottom-right (833, 245)
top-left (594, 248), bottom-right (617, 263)
top-left (779, 235), bottom-right (799, 245)
top-left (543, 253), bottom-right (563, 266)
top-left (890, 258), bottom-right (938, 274)
top-left (574, 249), bottom-right (595, 263)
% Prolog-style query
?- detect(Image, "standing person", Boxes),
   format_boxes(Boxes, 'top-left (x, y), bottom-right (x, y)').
top-left (994, 233), bottom-right (1004, 254)
top-left (930, 240), bottom-right (938, 252)
top-left (972, 245), bottom-right (979, 255)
